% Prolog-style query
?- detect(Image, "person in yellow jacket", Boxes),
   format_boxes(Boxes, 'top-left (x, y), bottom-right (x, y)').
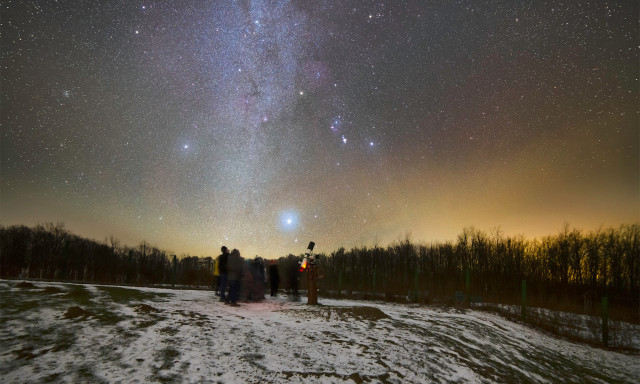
top-left (213, 257), bottom-right (220, 295)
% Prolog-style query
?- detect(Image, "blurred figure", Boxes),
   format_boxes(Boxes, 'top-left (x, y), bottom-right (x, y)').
top-left (227, 248), bottom-right (244, 306)
top-left (252, 256), bottom-right (266, 301)
top-left (217, 246), bottom-right (229, 302)
top-left (242, 257), bottom-right (266, 302)
top-left (269, 260), bottom-right (280, 297)
top-left (241, 259), bottom-right (254, 301)
top-left (288, 259), bottom-right (300, 300)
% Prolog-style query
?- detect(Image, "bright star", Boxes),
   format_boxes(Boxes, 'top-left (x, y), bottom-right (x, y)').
top-left (279, 211), bottom-right (300, 232)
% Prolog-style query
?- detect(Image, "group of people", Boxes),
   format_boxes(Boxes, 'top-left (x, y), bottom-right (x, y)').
top-left (214, 246), bottom-right (282, 306)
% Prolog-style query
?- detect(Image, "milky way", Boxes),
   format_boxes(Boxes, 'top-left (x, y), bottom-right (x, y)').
top-left (2, 1), bottom-right (638, 258)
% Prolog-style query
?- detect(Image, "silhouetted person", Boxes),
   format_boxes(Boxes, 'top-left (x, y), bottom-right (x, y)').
top-left (289, 260), bottom-right (300, 299)
top-left (269, 260), bottom-right (280, 297)
top-left (251, 256), bottom-right (265, 301)
top-left (241, 259), bottom-right (254, 301)
top-left (217, 246), bottom-right (229, 302)
top-left (227, 248), bottom-right (244, 306)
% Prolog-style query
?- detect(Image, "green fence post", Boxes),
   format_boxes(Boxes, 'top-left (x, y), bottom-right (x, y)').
top-left (62, 240), bottom-right (71, 281)
top-left (414, 269), bottom-right (419, 302)
top-left (372, 269), bottom-right (377, 296)
top-left (128, 250), bottom-right (133, 283)
top-left (465, 268), bottom-right (471, 296)
top-left (172, 255), bottom-right (177, 288)
top-left (521, 279), bottom-right (527, 320)
top-left (601, 296), bottom-right (608, 347)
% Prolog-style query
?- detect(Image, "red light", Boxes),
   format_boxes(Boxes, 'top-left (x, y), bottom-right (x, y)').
top-left (299, 258), bottom-right (307, 272)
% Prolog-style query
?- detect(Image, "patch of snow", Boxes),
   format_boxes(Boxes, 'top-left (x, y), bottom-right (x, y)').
top-left (1, 280), bottom-right (638, 383)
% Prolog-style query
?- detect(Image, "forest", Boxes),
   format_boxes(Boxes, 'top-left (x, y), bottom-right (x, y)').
top-left (0, 223), bottom-right (214, 289)
top-left (314, 224), bottom-right (639, 323)
top-left (1, 222), bottom-right (638, 322)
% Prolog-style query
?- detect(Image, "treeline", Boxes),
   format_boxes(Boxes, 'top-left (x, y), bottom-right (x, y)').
top-left (0, 223), bottom-right (214, 287)
top-left (1, 222), bottom-right (638, 320)
top-left (311, 224), bottom-right (639, 321)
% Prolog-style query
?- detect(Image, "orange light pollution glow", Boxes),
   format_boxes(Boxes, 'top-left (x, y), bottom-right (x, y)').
top-left (1, 2), bottom-right (638, 258)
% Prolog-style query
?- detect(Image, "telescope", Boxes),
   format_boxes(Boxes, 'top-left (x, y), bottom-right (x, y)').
top-left (306, 241), bottom-right (315, 254)
top-left (300, 241), bottom-right (315, 272)
top-left (304, 241), bottom-right (319, 305)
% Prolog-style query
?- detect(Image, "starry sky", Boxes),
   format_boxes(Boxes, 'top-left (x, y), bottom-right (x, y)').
top-left (1, 0), bottom-right (638, 258)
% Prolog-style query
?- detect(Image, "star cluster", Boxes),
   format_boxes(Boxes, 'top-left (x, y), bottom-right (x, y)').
top-left (1, 1), bottom-right (637, 257)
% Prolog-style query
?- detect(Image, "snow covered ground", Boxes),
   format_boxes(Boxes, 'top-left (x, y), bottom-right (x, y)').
top-left (1, 279), bottom-right (638, 383)
top-left (472, 302), bottom-right (640, 352)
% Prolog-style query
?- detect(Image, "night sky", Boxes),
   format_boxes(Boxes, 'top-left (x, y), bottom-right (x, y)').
top-left (2, 1), bottom-right (638, 258)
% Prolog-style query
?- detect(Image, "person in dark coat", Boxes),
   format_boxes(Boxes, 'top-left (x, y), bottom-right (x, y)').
top-left (268, 260), bottom-right (280, 297)
top-left (289, 259), bottom-right (300, 299)
top-left (217, 246), bottom-right (229, 302)
top-left (252, 257), bottom-right (265, 301)
top-left (241, 259), bottom-right (254, 301)
top-left (227, 249), bottom-right (244, 306)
